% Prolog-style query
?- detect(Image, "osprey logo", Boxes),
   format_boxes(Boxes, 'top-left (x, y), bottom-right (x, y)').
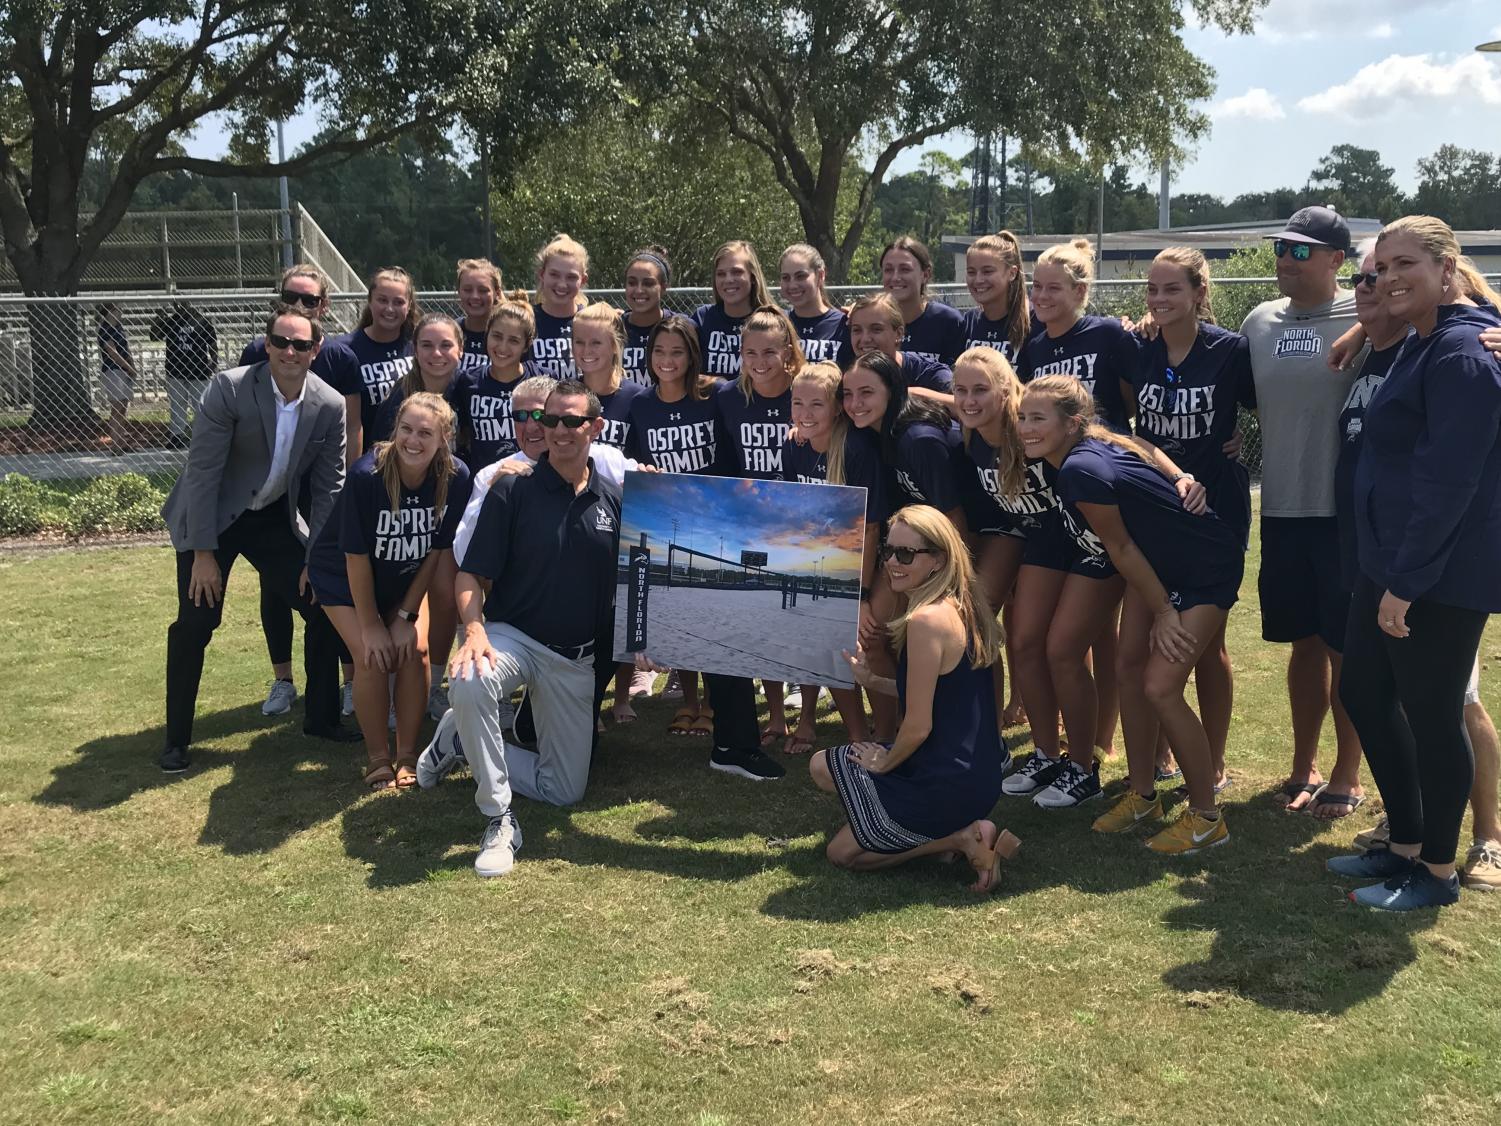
top-left (1169, 590), bottom-right (1183, 608)
top-left (594, 508), bottom-right (616, 532)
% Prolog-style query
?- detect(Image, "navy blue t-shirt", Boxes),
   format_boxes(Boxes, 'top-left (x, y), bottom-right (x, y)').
top-left (460, 325), bottom-right (490, 378)
top-left (309, 452), bottom-right (472, 608)
top-left (620, 313), bottom-right (658, 388)
top-left (1020, 314), bottom-right (1137, 431)
top-left (457, 367), bottom-right (524, 470)
top-left (595, 379), bottom-right (649, 450)
top-left (1334, 341), bottom-right (1404, 588)
top-left (527, 305), bottom-right (575, 378)
top-left (889, 420), bottom-right (963, 513)
top-left (338, 329), bottom-right (415, 446)
top-left (368, 373), bottom-right (471, 448)
top-left (713, 379), bottom-right (790, 479)
top-left (1055, 437), bottom-right (1242, 592)
top-left (782, 425), bottom-right (890, 523)
top-left (962, 307), bottom-right (1036, 363)
top-left (900, 300), bottom-right (967, 367)
top-left (98, 321), bottom-right (130, 372)
top-left (790, 308), bottom-right (850, 367)
top-left (1129, 323), bottom-right (1256, 537)
top-left (902, 352), bottom-right (954, 394)
top-left (964, 430), bottom-right (1059, 536)
top-left (692, 304), bottom-right (749, 378)
top-left (624, 392), bottom-right (719, 474)
top-left (239, 333), bottom-right (359, 395)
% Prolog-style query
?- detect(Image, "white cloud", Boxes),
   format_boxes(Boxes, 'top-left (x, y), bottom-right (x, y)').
top-left (1366, 22), bottom-right (1394, 40)
top-left (1298, 53), bottom-right (1501, 118)
top-left (1214, 87), bottom-right (1286, 121)
top-left (1257, 0), bottom-right (1452, 41)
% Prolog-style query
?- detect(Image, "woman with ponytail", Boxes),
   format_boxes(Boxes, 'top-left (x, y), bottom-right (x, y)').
top-left (693, 241), bottom-right (774, 378)
top-left (340, 267), bottom-right (420, 456)
top-left (780, 244), bottom-right (850, 366)
top-left (528, 234), bottom-right (589, 377)
top-left (814, 504), bottom-right (1011, 893)
top-left (963, 231), bottom-right (1035, 361)
top-left (622, 246), bottom-right (672, 386)
top-left (456, 292), bottom-right (535, 470)
top-left (455, 259), bottom-right (504, 377)
top-left (308, 393), bottom-right (472, 790)
top-left (881, 236), bottom-right (966, 367)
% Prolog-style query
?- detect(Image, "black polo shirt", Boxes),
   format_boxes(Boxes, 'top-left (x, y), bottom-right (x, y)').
top-left (459, 453), bottom-right (622, 649)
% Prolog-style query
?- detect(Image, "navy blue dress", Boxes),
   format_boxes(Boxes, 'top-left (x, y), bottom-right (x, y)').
top-left (827, 645), bottom-right (1005, 852)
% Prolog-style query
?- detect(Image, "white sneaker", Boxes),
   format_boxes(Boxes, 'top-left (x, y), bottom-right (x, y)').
top-left (784, 688), bottom-right (803, 709)
top-left (261, 679), bottom-right (297, 716)
top-left (629, 668), bottom-right (655, 698)
top-left (427, 680), bottom-right (449, 721)
top-left (341, 682), bottom-right (354, 716)
top-left (1001, 750), bottom-right (1066, 796)
top-left (416, 708), bottom-right (464, 790)
top-left (475, 810), bottom-right (522, 878)
top-left (1032, 759), bottom-right (1103, 808)
top-left (661, 670), bottom-right (684, 701)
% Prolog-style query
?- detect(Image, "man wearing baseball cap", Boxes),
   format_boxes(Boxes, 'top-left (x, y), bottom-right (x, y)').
top-left (1241, 204), bottom-right (1367, 818)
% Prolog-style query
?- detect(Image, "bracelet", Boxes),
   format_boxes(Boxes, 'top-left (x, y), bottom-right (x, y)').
top-left (1172, 472), bottom-right (1195, 485)
top-left (395, 607), bottom-right (418, 622)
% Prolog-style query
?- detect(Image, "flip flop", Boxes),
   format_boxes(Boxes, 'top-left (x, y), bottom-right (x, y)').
top-left (1275, 779), bottom-right (1326, 811)
top-left (610, 703), bottom-right (638, 726)
top-left (1309, 790), bottom-right (1365, 819)
top-left (760, 726), bottom-right (789, 747)
top-left (784, 731), bottom-right (816, 755)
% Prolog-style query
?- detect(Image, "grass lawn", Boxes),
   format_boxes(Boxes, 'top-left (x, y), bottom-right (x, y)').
top-left (2, 539), bottom-right (1500, 1125)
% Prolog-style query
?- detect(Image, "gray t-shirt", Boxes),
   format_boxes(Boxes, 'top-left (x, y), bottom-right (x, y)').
top-left (1241, 291), bottom-right (1362, 518)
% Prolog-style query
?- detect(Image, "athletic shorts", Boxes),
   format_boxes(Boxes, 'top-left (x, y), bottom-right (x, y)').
top-left (963, 491), bottom-right (1027, 540)
top-left (1258, 516), bottom-right (1351, 652)
top-left (100, 368), bottom-right (133, 403)
top-left (1022, 508), bottom-right (1118, 579)
top-left (308, 565), bottom-right (402, 617)
top-left (1466, 656), bottom-right (1482, 707)
top-left (1168, 575), bottom-right (1242, 613)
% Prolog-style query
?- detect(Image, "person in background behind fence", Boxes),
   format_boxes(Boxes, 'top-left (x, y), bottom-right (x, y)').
top-left (149, 298), bottom-right (218, 448)
top-left (96, 301), bottom-right (135, 454)
top-left (158, 303), bottom-right (357, 775)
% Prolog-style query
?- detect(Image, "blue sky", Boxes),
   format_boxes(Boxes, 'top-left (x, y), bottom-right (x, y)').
top-left (617, 474), bottom-right (865, 581)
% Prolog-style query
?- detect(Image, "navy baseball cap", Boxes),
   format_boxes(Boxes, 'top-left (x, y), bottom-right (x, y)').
top-left (1265, 205), bottom-right (1352, 252)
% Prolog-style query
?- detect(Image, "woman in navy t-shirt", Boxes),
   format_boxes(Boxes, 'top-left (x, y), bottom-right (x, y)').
top-left (780, 243), bottom-right (851, 367)
top-left (455, 258), bottom-right (503, 378)
top-left (692, 240), bottom-right (773, 378)
top-left (621, 246), bottom-right (671, 387)
top-left (963, 231), bottom-right (1034, 363)
top-left (881, 236), bottom-right (966, 367)
top-left (456, 293), bottom-right (534, 470)
top-left (309, 392), bottom-right (472, 790)
top-left (847, 291), bottom-right (953, 397)
top-left (1023, 375), bottom-right (1243, 855)
top-left (527, 233), bottom-right (588, 378)
top-left (338, 267), bottom-right (419, 457)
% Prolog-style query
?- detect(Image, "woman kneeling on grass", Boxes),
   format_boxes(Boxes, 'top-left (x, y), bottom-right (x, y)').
top-left (813, 504), bottom-right (1013, 893)
top-left (1019, 376), bottom-right (1244, 854)
top-left (308, 393), bottom-right (472, 790)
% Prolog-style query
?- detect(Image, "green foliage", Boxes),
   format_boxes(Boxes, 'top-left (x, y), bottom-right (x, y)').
top-left (1412, 146), bottom-right (1501, 229)
top-left (0, 472), bottom-right (48, 535)
top-left (1308, 144), bottom-right (1404, 221)
top-left (1213, 244), bottom-right (1281, 333)
top-left (64, 475), bottom-right (167, 539)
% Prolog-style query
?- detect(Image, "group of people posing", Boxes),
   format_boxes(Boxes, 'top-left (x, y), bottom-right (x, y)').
top-left (158, 206), bottom-right (1501, 910)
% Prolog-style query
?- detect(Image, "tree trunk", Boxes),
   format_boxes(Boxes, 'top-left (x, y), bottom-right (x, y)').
top-left (25, 301), bottom-right (100, 436)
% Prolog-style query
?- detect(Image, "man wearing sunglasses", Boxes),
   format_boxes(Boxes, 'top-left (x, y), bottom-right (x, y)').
top-left (159, 305), bottom-right (354, 774)
top-left (1241, 204), bottom-right (1366, 814)
top-left (441, 380), bottom-right (623, 877)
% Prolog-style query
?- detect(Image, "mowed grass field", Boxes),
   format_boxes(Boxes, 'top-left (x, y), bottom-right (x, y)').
top-left (2, 536), bottom-right (1500, 1126)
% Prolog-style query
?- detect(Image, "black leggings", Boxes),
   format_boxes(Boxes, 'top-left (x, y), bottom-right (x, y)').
top-left (1339, 576), bottom-right (1488, 865)
top-left (261, 581), bottom-right (294, 666)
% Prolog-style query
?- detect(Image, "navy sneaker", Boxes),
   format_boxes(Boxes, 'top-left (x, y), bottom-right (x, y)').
top-left (1327, 847), bottom-right (1416, 881)
top-left (1002, 751), bottom-right (1066, 796)
top-left (1350, 865), bottom-right (1461, 911)
top-left (710, 745), bottom-right (786, 781)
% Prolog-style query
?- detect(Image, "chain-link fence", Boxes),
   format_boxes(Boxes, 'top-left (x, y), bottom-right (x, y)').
top-left (4, 274), bottom-right (1463, 482)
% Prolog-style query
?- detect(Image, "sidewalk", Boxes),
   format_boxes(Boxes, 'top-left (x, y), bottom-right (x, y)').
top-left (0, 446), bottom-right (186, 481)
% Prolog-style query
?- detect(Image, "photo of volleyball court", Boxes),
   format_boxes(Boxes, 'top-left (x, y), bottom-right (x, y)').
top-left (612, 472), bottom-right (867, 687)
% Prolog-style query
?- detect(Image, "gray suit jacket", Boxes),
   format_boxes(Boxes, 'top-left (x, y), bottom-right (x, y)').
top-left (161, 361), bottom-right (346, 556)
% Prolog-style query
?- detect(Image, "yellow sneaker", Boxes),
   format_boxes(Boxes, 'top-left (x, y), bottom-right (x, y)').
top-left (1145, 810), bottom-right (1229, 856)
top-left (1092, 790), bottom-right (1164, 833)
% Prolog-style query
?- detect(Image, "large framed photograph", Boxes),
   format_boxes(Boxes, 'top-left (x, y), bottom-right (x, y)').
top-left (613, 472), bottom-right (867, 688)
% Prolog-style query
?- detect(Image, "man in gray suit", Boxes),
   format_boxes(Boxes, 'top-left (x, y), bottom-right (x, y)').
top-left (160, 303), bottom-right (355, 773)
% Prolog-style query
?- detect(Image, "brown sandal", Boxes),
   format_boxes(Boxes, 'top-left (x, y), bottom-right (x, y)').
top-left (689, 708), bottom-right (714, 737)
top-left (668, 706), bottom-right (697, 736)
top-left (364, 762), bottom-right (396, 791)
top-left (394, 758), bottom-right (419, 790)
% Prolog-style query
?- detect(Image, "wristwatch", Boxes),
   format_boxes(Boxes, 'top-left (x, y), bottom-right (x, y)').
top-left (1172, 472), bottom-right (1196, 485)
top-left (395, 608), bottom-right (418, 622)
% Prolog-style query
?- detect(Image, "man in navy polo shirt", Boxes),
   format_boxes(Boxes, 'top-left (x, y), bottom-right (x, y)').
top-left (440, 380), bottom-right (622, 877)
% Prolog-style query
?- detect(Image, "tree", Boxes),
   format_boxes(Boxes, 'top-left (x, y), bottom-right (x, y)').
top-left (675, 1), bottom-right (1264, 281)
top-left (1307, 144), bottom-right (1404, 221)
top-left (0, 1), bottom-right (661, 430)
top-left (1412, 145), bottom-right (1501, 230)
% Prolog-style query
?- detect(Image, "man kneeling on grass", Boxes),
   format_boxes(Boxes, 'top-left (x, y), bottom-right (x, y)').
top-left (422, 380), bottom-right (621, 877)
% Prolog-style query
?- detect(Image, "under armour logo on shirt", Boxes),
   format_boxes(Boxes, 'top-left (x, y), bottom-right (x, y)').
top-left (766, 409), bottom-right (781, 418)
top-left (669, 412), bottom-right (682, 421)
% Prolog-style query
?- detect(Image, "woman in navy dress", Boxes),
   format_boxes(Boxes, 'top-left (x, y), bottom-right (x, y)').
top-left (812, 504), bottom-right (1010, 893)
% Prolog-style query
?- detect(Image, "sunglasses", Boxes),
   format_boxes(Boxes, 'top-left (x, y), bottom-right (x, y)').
top-left (267, 332), bottom-right (317, 353)
top-left (279, 290), bottom-right (322, 309)
top-left (539, 412), bottom-right (596, 429)
top-left (513, 407), bottom-right (547, 423)
top-left (878, 544), bottom-right (940, 565)
top-left (1272, 240), bottom-right (1314, 262)
top-left (1350, 271), bottom-right (1379, 289)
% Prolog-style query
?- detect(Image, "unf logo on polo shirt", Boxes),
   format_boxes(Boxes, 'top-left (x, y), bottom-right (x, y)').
top-left (1274, 328), bottom-right (1324, 358)
top-left (594, 507), bottom-right (616, 532)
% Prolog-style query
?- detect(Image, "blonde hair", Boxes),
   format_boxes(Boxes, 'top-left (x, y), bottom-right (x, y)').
top-left (279, 263), bottom-right (329, 301)
top-left (881, 236), bottom-right (935, 296)
top-left (1378, 214), bottom-right (1501, 310)
top-left (486, 289), bottom-right (537, 346)
top-left (967, 231), bottom-right (1030, 355)
top-left (886, 504), bottom-right (1000, 665)
top-left (399, 314), bottom-right (463, 399)
top-left (1152, 247), bottom-right (1216, 325)
top-left (357, 267), bottom-right (422, 336)
top-left (791, 362), bottom-right (849, 485)
top-left (573, 301), bottom-right (626, 391)
top-left (953, 347), bottom-right (1027, 498)
top-left (780, 243), bottom-right (831, 307)
top-left (374, 392), bottom-right (458, 522)
top-left (711, 240), bottom-right (772, 309)
top-left (456, 258), bottom-right (504, 304)
top-left (738, 305), bottom-right (806, 402)
top-left (847, 290), bottom-right (905, 334)
top-left (1036, 238), bottom-right (1096, 300)
top-left (1021, 375), bottom-right (1146, 462)
top-left (535, 233), bottom-right (590, 278)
